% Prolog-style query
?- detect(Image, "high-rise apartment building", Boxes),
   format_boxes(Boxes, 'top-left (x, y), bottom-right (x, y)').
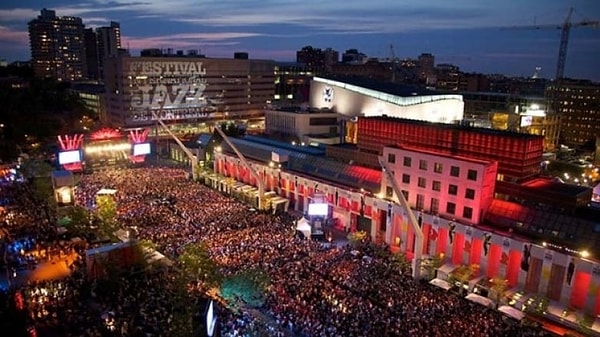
top-left (546, 79), bottom-right (600, 148)
top-left (84, 28), bottom-right (99, 80)
top-left (28, 8), bottom-right (87, 81)
top-left (96, 21), bottom-right (121, 81)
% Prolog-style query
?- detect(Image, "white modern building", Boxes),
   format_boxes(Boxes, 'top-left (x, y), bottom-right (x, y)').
top-left (310, 76), bottom-right (464, 123)
top-left (264, 108), bottom-right (341, 144)
top-left (381, 145), bottom-right (498, 225)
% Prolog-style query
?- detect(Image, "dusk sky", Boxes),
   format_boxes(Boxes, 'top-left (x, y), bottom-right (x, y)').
top-left (1, 0), bottom-right (599, 81)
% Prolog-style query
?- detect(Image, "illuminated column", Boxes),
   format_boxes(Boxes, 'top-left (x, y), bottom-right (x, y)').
top-left (560, 255), bottom-right (577, 306)
top-left (584, 262), bottom-right (599, 314)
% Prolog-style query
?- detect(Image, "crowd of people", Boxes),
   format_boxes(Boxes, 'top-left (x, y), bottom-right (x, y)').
top-left (1, 166), bottom-right (555, 336)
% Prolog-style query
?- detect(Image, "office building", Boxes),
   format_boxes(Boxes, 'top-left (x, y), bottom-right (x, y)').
top-left (103, 55), bottom-right (275, 128)
top-left (546, 79), bottom-right (600, 148)
top-left (28, 8), bottom-right (87, 81)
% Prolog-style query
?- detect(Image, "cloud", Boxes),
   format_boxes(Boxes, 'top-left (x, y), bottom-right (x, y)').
top-left (0, 8), bottom-right (40, 22)
top-left (483, 52), bottom-right (554, 60)
top-left (122, 32), bottom-right (264, 50)
top-left (0, 26), bottom-right (28, 44)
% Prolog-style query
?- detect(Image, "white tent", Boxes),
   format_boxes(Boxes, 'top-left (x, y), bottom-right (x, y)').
top-left (465, 293), bottom-right (493, 307)
top-left (296, 217), bottom-right (311, 238)
top-left (436, 264), bottom-right (458, 280)
top-left (429, 278), bottom-right (453, 291)
top-left (498, 305), bottom-right (525, 321)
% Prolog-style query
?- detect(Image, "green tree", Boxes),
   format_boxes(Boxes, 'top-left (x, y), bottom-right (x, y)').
top-left (178, 242), bottom-right (220, 288)
top-left (489, 277), bottom-right (509, 304)
top-left (95, 195), bottom-right (119, 240)
top-left (57, 205), bottom-right (94, 238)
top-left (347, 230), bottom-right (368, 245)
top-left (220, 269), bottom-right (270, 308)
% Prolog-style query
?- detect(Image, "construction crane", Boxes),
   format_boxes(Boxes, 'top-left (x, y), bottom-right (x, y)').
top-left (212, 125), bottom-right (265, 210)
top-left (379, 158), bottom-right (423, 280)
top-left (505, 8), bottom-right (598, 80)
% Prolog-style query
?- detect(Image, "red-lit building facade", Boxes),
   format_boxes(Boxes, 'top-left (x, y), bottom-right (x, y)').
top-left (213, 150), bottom-right (600, 316)
top-left (381, 145), bottom-right (497, 225)
top-left (357, 117), bottom-right (544, 197)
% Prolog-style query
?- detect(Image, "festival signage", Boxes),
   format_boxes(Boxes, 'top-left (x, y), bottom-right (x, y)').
top-left (126, 60), bottom-right (220, 123)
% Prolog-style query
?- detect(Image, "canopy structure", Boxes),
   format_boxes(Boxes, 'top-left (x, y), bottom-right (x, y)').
top-left (96, 188), bottom-right (117, 195)
top-left (296, 217), bottom-right (311, 238)
top-left (436, 264), bottom-right (458, 280)
top-left (429, 278), bottom-right (452, 291)
top-left (465, 293), bottom-right (493, 307)
top-left (498, 305), bottom-right (525, 321)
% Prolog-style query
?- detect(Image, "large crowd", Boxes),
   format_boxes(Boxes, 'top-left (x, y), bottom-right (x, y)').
top-left (0, 166), bottom-right (554, 336)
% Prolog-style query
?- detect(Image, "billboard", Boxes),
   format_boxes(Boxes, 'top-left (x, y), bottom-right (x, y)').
top-left (126, 60), bottom-right (219, 123)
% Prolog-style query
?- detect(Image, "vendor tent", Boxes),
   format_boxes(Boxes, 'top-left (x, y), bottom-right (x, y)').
top-left (465, 293), bottom-right (493, 307)
top-left (296, 217), bottom-right (311, 239)
top-left (429, 278), bottom-right (453, 291)
top-left (498, 305), bottom-right (525, 321)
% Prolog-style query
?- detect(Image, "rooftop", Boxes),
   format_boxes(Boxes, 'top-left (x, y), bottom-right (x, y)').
top-left (362, 115), bottom-right (544, 140)
top-left (316, 75), bottom-right (441, 97)
top-left (387, 144), bottom-right (495, 166)
top-left (521, 178), bottom-right (592, 197)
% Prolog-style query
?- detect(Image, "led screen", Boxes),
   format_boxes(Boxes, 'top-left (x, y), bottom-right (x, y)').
top-left (58, 150), bottom-right (81, 165)
top-left (133, 143), bottom-right (151, 156)
top-left (206, 300), bottom-right (217, 337)
top-left (308, 203), bottom-right (328, 216)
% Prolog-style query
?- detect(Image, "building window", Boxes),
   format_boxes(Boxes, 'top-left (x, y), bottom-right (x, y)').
top-left (450, 166), bottom-right (460, 177)
top-left (446, 202), bottom-right (456, 215)
top-left (388, 153), bottom-right (396, 164)
top-left (467, 169), bottom-right (478, 181)
top-left (416, 194), bottom-right (425, 210)
top-left (401, 190), bottom-right (409, 201)
top-left (448, 184), bottom-right (458, 195)
top-left (463, 206), bottom-right (473, 219)
top-left (402, 174), bottom-right (410, 184)
top-left (419, 159), bottom-right (428, 170)
top-left (403, 156), bottom-right (412, 167)
top-left (432, 180), bottom-right (441, 191)
top-left (430, 198), bottom-right (439, 213)
top-left (385, 186), bottom-right (393, 198)
top-left (418, 177), bottom-right (426, 188)
top-left (465, 188), bottom-right (475, 200)
top-left (434, 162), bottom-right (443, 173)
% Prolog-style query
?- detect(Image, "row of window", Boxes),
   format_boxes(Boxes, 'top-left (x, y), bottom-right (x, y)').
top-left (385, 187), bottom-right (475, 220)
top-left (388, 154), bottom-right (479, 180)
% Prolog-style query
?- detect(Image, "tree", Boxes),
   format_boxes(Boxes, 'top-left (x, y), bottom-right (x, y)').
top-left (347, 230), bottom-right (368, 245)
top-left (390, 252), bottom-right (411, 275)
top-left (489, 277), bottom-right (509, 304)
top-left (95, 195), bottom-right (119, 240)
top-left (57, 205), bottom-right (94, 238)
top-left (220, 269), bottom-right (270, 308)
top-left (178, 242), bottom-right (220, 288)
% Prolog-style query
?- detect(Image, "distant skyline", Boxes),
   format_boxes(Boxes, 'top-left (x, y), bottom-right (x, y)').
top-left (1, 0), bottom-right (599, 81)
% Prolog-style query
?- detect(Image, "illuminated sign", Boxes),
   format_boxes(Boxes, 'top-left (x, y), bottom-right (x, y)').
top-left (323, 86), bottom-right (334, 103)
top-left (126, 60), bottom-right (218, 123)
top-left (308, 203), bottom-right (328, 216)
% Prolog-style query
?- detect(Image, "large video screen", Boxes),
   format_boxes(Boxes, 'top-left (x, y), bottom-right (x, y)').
top-left (308, 203), bottom-right (328, 216)
top-left (133, 143), bottom-right (151, 156)
top-left (58, 150), bottom-right (81, 165)
top-left (206, 300), bottom-right (217, 337)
